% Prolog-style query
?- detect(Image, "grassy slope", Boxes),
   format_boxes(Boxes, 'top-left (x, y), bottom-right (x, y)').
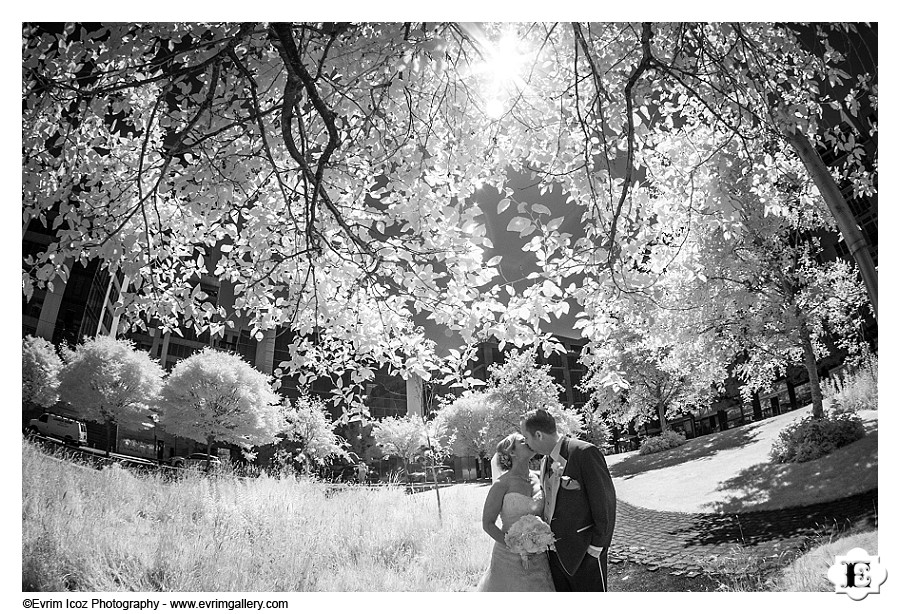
top-left (606, 407), bottom-right (878, 513)
top-left (772, 530), bottom-right (878, 591)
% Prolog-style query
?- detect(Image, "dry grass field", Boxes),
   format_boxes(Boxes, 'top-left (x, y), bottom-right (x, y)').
top-left (23, 442), bottom-right (493, 592)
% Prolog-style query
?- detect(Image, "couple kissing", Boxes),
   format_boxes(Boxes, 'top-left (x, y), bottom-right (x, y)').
top-left (477, 408), bottom-right (617, 592)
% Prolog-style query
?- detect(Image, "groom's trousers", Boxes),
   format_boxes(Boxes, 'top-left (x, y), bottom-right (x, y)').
top-left (548, 548), bottom-right (608, 592)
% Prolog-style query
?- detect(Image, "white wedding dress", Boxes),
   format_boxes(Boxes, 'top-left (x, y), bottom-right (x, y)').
top-left (476, 491), bottom-right (555, 591)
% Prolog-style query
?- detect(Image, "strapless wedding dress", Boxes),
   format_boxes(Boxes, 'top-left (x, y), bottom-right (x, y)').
top-left (476, 492), bottom-right (555, 592)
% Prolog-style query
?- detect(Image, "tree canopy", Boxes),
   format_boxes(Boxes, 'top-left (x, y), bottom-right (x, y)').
top-left (158, 347), bottom-right (281, 454)
top-left (277, 394), bottom-right (346, 465)
top-left (23, 22), bottom-right (876, 414)
top-left (58, 335), bottom-right (165, 454)
top-left (434, 347), bottom-right (584, 455)
top-left (22, 335), bottom-right (63, 408)
top-left (371, 415), bottom-right (426, 467)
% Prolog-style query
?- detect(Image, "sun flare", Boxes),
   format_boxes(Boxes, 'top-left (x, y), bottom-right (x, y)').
top-left (483, 34), bottom-right (527, 85)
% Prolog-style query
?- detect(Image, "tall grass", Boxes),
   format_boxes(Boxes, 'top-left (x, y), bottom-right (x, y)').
top-left (23, 441), bottom-right (492, 591)
top-left (771, 530), bottom-right (878, 592)
top-left (700, 526), bottom-right (879, 592)
top-left (822, 352), bottom-right (878, 414)
top-left (699, 545), bottom-right (796, 591)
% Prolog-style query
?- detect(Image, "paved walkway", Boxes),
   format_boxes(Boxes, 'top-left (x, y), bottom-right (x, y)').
top-left (609, 489), bottom-right (878, 576)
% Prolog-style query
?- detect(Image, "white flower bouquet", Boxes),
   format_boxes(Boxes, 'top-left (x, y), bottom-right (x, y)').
top-left (504, 514), bottom-right (555, 568)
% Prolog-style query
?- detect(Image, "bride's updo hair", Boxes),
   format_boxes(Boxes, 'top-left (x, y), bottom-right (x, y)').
top-left (495, 433), bottom-right (522, 471)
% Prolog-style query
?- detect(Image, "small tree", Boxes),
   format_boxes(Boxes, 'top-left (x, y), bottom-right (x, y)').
top-left (580, 400), bottom-right (612, 450)
top-left (371, 415), bottom-right (427, 480)
top-left (159, 348), bottom-right (282, 465)
top-left (582, 331), bottom-right (715, 431)
top-left (279, 394), bottom-right (346, 471)
top-left (655, 158), bottom-right (872, 419)
top-left (432, 390), bottom-right (494, 459)
top-left (433, 347), bottom-right (584, 462)
top-left (22, 335), bottom-right (62, 409)
top-left (334, 405), bottom-right (380, 464)
top-left (485, 347), bottom-right (584, 445)
top-left (59, 335), bottom-right (165, 456)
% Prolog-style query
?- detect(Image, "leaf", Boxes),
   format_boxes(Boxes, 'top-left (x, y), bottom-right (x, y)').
top-left (518, 223), bottom-right (536, 238)
top-left (532, 203), bottom-right (552, 215)
top-left (506, 217), bottom-right (531, 233)
top-left (547, 216), bottom-right (565, 231)
top-left (497, 198), bottom-right (511, 214)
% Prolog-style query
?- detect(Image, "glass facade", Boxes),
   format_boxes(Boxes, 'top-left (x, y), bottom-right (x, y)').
top-left (272, 328), bottom-right (300, 400)
top-left (364, 370), bottom-right (408, 419)
top-left (51, 260), bottom-right (99, 347)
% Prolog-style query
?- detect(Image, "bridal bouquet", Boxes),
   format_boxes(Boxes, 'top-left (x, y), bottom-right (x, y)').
top-left (505, 514), bottom-right (555, 569)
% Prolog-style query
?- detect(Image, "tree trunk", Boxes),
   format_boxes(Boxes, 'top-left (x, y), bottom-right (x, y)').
top-left (656, 398), bottom-right (667, 431)
top-left (752, 391), bottom-right (763, 421)
top-left (797, 317), bottom-right (825, 419)
top-left (104, 418), bottom-right (113, 457)
top-left (205, 440), bottom-right (213, 471)
top-left (782, 127), bottom-right (878, 320)
top-left (428, 453), bottom-right (442, 522)
top-left (787, 378), bottom-right (798, 411)
top-left (423, 427), bottom-right (443, 522)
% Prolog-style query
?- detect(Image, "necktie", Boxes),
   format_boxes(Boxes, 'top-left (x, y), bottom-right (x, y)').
top-left (542, 456), bottom-right (552, 521)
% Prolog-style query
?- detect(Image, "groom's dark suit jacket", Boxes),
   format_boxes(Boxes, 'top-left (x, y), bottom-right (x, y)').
top-left (545, 436), bottom-right (617, 576)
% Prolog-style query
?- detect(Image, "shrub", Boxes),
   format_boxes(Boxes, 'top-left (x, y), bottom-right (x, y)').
top-left (822, 353), bottom-right (877, 415)
top-left (769, 413), bottom-right (866, 463)
top-left (639, 429), bottom-right (687, 456)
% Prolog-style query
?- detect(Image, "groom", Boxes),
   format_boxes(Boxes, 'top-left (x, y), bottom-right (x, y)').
top-left (521, 408), bottom-right (617, 592)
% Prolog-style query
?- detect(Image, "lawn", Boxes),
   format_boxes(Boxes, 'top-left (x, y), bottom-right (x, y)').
top-left (606, 407), bottom-right (878, 513)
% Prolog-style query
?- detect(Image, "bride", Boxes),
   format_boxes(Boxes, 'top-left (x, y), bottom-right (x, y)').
top-left (476, 433), bottom-right (555, 591)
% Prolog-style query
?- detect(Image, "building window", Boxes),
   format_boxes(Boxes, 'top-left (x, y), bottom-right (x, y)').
top-left (23, 286), bottom-right (46, 321)
top-left (131, 335), bottom-right (153, 353)
top-left (834, 239), bottom-right (850, 259)
top-left (863, 219), bottom-right (878, 246)
top-left (490, 347), bottom-right (503, 365)
top-left (101, 309), bottom-right (113, 333)
top-left (78, 265), bottom-right (109, 341)
top-left (848, 195), bottom-right (871, 217)
top-left (365, 372), bottom-right (407, 419)
top-left (234, 330), bottom-right (256, 364)
top-left (199, 279), bottom-right (219, 306)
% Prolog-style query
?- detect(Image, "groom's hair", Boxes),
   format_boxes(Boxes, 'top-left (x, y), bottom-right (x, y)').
top-left (522, 409), bottom-right (557, 436)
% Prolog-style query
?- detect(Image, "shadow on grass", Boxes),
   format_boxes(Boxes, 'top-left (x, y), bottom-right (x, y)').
top-left (669, 489), bottom-right (878, 548)
top-left (708, 429), bottom-right (878, 514)
top-left (610, 422), bottom-right (768, 479)
top-left (608, 560), bottom-right (718, 592)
